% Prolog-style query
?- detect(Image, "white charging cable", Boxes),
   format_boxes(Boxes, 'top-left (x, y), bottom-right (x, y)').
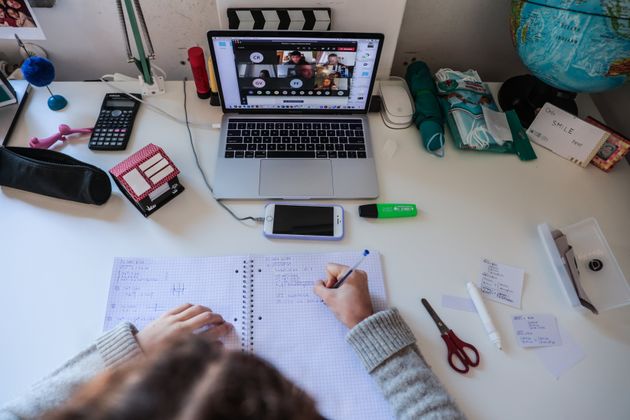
top-left (100, 72), bottom-right (220, 130)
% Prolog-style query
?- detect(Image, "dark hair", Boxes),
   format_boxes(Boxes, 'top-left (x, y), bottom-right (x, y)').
top-left (259, 69), bottom-right (271, 78)
top-left (327, 53), bottom-right (337, 58)
top-left (43, 337), bottom-right (322, 420)
top-left (289, 50), bottom-right (301, 56)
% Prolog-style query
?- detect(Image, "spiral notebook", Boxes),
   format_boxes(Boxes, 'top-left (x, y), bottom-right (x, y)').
top-left (104, 251), bottom-right (393, 420)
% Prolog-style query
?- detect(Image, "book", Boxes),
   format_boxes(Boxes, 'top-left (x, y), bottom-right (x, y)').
top-left (527, 103), bottom-right (609, 167)
top-left (104, 251), bottom-right (393, 420)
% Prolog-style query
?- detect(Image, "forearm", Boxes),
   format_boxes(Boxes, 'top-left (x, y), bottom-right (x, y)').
top-left (0, 323), bottom-right (141, 420)
top-left (347, 309), bottom-right (464, 420)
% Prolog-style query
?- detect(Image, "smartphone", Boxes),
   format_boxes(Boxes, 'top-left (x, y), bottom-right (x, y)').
top-left (263, 203), bottom-right (344, 240)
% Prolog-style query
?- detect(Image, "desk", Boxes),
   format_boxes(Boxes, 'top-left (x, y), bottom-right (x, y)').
top-left (1, 81), bottom-right (629, 419)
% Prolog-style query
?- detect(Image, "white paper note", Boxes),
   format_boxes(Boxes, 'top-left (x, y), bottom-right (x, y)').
top-left (122, 169), bottom-right (150, 196)
top-left (441, 295), bottom-right (477, 313)
top-left (482, 106), bottom-right (513, 145)
top-left (534, 328), bottom-right (586, 379)
top-left (527, 102), bottom-right (609, 167)
top-left (512, 314), bottom-right (562, 348)
top-left (479, 258), bottom-right (524, 308)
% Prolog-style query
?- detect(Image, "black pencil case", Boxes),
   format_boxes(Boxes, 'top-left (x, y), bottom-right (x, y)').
top-left (0, 146), bottom-right (111, 205)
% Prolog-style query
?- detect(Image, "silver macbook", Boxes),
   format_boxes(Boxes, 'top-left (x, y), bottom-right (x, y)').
top-left (208, 30), bottom-right (384, 199)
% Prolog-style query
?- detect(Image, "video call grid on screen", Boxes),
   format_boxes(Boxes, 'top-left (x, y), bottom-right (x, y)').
top-left (211, 35), bottom-right (381, 111)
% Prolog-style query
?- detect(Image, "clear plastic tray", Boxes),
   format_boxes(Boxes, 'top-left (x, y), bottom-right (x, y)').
top-left (538, 218), bottom-right (629, 312)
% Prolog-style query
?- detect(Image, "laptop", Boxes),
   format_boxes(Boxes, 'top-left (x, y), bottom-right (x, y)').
top-left (208, 30), bottom-right (384, 199)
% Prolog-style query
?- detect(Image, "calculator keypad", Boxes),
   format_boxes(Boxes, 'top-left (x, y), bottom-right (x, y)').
top-left (89, 94), bottom-right (140, 151)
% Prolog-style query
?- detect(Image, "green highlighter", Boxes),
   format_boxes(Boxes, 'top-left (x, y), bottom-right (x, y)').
top-left (359, 203), bottom-right (418, 219)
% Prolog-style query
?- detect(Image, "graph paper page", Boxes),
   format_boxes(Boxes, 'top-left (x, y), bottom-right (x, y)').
top-left (252, 251), bottom-right (393, 420)
top-left (104, 256), bottom-right (249, 350)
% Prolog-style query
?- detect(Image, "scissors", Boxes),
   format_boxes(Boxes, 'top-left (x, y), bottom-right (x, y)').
top-left (421, 298), bottom-right (480, 374)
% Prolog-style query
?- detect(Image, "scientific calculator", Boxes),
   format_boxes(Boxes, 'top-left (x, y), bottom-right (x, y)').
top-left (89, 93), bottom-right (141, 151)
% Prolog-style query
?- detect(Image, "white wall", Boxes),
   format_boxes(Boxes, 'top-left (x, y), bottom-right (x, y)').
top-left (391, 0), bottom-right (630, 136)
top-left (392, 0), bottom-right (527, 80)
top-left (0, 0), bottom-right (628, 135)
top-left (0, 0), bottom-right (406, 80)
top-left (215, 0), bottom-right (407, 78)
top-left (0, 0), bottom-right (222, 81)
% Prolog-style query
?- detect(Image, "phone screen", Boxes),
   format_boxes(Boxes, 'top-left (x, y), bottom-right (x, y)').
top-left (273, 205), bottom-right (334, 236)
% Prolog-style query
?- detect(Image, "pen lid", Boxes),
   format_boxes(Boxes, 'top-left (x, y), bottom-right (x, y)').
top-left (358, 204), bottom-right (378, 218)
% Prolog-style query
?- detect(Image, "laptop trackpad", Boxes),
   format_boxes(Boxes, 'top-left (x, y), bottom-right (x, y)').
top-left (259, 160), bottom-right (333, 197)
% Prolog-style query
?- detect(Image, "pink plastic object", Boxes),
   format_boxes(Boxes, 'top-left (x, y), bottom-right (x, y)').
top-left (29, 124), bottom-right (93, 149)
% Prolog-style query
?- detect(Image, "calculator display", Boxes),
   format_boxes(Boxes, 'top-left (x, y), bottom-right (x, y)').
top-left (106, 99), bottom-right (136, 108)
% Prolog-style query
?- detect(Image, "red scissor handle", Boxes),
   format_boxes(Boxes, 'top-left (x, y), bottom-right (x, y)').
top-left (442, 330), bottom-right (480, 374)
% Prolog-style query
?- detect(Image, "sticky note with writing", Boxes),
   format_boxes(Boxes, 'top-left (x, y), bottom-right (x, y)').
top-left (527, 102), bottom-right (609, 167)
top-left (512, 314), bottom-right (562, 348)
top-left (478, 258), bottom-right (524, 308)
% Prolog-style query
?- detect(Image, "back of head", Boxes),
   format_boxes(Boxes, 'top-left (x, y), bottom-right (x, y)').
top-left (43, 337), bottom-right (322, 420)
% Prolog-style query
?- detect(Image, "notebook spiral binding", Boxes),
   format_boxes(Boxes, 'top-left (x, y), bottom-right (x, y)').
top-left (240, 258), bottom-right (255, 352)
top-left (249, 258), bottom-right (255, 353)
top-left (241, 259), bottom-right (247, 351)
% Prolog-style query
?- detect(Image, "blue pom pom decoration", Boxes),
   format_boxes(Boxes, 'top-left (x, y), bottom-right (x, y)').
top-left (21, 56), bottom-right (56, 87)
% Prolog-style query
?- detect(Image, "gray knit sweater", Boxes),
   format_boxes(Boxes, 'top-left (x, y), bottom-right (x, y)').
top-left (0, 309), bottom-right (463, 419)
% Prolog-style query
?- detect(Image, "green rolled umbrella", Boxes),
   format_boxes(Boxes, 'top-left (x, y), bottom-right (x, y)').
top-left (405, 61), bottom-right (445, 156)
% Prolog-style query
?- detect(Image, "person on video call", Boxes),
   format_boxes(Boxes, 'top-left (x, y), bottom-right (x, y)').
top-left (286, 50), bottom-right (304, 65)
top-left (325, 53), bottom-right (348, 77)
top-left (295, 63), bottom-right (315, 80)
top-left (0, 264), bottom-right (463, 420)
top-left (258, 69), bottom-right (271, 80)
top-left (315, 76), bottom-right (338, 91)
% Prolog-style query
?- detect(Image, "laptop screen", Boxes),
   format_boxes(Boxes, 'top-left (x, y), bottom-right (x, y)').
top-left (208, 31), bottom-right (383, 113)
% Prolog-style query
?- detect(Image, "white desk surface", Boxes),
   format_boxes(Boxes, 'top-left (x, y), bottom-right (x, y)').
top-left (1, 81), bottom-right (628, 419)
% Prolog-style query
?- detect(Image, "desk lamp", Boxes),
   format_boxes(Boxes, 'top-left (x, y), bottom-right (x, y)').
top-left (115, 0), bottom-right (165, 96)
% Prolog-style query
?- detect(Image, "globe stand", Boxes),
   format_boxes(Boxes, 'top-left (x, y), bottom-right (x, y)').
top-left (498, 75), bottom-right (578, 128)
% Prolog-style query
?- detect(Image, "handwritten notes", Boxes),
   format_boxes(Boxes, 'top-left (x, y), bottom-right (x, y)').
top-left (104, 256), bottom-right (246, 350)
top-left (267, 255), bottom-right (321, 306)
top-left (479, 258), bottom-right (524, 308)
top-left (104, 253), bottom-right (393, 420)
top-left (253, 251), bottom-right (392, 420)
top-left (512, 314), bottom-right (561, 348)
top-left (527, 102), bottom-right (609, 167)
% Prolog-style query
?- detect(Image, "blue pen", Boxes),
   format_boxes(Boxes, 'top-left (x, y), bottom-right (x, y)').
top-left (333, 249), bottom-right (370, 289)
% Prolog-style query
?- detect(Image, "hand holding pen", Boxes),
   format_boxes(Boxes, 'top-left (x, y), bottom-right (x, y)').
top-left (314, 251), bottom-right (374, 329)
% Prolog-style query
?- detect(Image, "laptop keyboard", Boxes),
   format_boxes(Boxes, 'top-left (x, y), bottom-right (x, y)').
top-left (223, 119), bottom-right (366, 159)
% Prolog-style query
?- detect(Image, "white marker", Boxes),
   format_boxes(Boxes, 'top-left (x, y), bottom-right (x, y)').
top-left (466, 282), bottom-right (502, 350)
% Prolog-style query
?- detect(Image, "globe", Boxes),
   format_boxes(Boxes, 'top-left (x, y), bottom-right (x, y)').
top-left (499, 0), bottom-right (630, 126)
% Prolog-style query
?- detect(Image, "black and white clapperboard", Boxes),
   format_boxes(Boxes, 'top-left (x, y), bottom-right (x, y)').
top-left (227, 8), bottom-right (331, 30)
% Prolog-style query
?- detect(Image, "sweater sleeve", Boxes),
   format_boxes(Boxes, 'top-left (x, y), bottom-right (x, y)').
top-left (0, 322), bottom-right (142, 420)
top-left (346, 309), bottom-right (465, 420)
